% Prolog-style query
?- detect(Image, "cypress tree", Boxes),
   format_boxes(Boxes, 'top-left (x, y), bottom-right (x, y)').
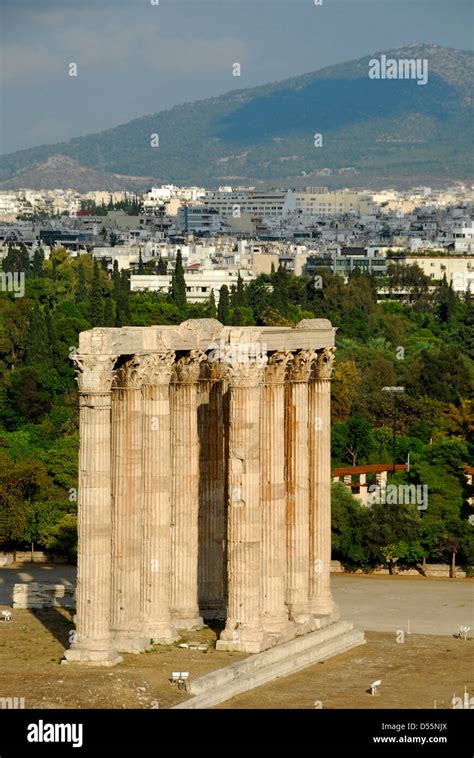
top-left (157, 257), bottom-right (167, 275)
top-left (169, 250), bottom-right (187, 313)
top-left (32, 248), bottom-right (44, 277)
top-left (103, 297), bottom-right (115, 327)
top-left (19, 244), bottom-right (30, 274)
top-left (26, 303), bottom-right (53, 366)
top-left (89, 260), bottom-right (104, 326)
top-left (115, 269), bottom-right (131, 326)
top-left (112, 260), bottom-right (121, 301)
top-left (217, 284), bottom-right (230, 325)
top-left (271, 265), bottom-right (289, 316)
top-left (232, 271), bottom-right (246, 307)
top-left (208, 289), bottom-right (217, 319)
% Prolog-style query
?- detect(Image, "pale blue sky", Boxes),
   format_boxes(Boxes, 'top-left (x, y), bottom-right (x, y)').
top-left (0, 0), bottom-right (472, 154)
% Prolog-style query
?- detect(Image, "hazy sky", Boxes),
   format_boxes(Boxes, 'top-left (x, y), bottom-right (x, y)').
top-left (0, 0), bottom-right (472, 155)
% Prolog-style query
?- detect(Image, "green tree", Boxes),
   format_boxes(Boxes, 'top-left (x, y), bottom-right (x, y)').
top-left (25, 303), bottom-right (53, 367)
top-left (89, 260), bottom-right (105, 327)
top-left (217, 285), bottom-right (231, 325)
top-left (32, 248), bottom-right (44, 277)
top-left (75, 260), bottom-right (88, 304)
top-left (169, 250), bottom-right (187, 313)
top-left (207, 289), bottom-right (217, 319)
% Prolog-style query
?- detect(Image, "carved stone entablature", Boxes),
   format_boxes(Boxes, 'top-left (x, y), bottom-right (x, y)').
top-left (288, 350), bottom-right (315, 383)
top-left (75, 355), bottom-right (116, 394)
top-left (172, 350), bottom-right (206, 384)
top-left (312, 347), bottom-right (336, 381)
top-left (264, 351), bottom-right (293, 384)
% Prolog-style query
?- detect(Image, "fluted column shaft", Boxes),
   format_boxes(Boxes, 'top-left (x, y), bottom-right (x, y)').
top-left (217, 360), bottom-right (271, 653)
top-left (261, 352), bottom-right (292, 637)
top-left (110, 357), bottom-right (149, 652)
top-left (286, 351), bottom-right (313, 627)
top-left (64, 355), bottom-right (121, 666)
top-left (309, 348), bottom-right (336, 616)
top-left (170, 351), bottom-right (204, 629)
top-left (141, 353), bottom-right (178, 643)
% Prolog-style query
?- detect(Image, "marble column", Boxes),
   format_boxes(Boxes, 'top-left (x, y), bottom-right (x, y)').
top-left (63, 355), bottom-right (122, 666)
top-left (217, 359), bottom-right (271, 653)
top-left (261, 351), bottom-right (293, 640)
top-left (309, 347), bottom-right (336, 616)
top-left (198, 360), bottom-right (227, 620)
top-left (140, 353), bottom-right (178, 644)
top-left (110, 356), bottom-right (150, 653)
top-left (286, 350), bottom-right (314, 630)
top-left (170, 351), bottom-right (205, 629)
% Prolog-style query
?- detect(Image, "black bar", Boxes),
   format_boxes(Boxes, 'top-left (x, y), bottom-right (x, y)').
top-left (0, 709), bottom-right (471, 756)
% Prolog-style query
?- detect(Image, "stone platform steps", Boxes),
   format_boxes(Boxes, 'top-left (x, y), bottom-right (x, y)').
top-left (173, 619), bottom-right (366, 709)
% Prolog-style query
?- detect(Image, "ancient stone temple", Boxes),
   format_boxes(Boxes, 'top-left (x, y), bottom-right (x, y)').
top-left (64, 318), bottom-right (337, 665)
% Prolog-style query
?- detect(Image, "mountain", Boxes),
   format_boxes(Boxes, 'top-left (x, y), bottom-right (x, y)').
top-left (0, 155), bottom-right (154, 193)
top-left (1, 44), bottom-right (472, 188)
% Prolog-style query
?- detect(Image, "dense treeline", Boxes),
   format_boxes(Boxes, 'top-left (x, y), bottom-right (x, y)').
top-left (0, 246), bottom-right (472, 570)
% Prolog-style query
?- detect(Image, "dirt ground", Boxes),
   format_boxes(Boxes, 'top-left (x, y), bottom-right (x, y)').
top-left (215, 631), bottom-right (473, 709)
top-left (0, 607), bottom-right (245, 709)
top-left (0, 606), bottom-right (471, 709)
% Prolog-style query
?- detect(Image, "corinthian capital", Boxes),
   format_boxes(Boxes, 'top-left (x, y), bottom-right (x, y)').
top-left (288, 350), bottom-right (315, 383)
top-left (138, 352), bottom-right (175, 386)
top-left (172, 350), bottom-right (206, 383)
top-left (227, 361), bottom-right (264, 387)
top-left (264, 351), bottom-right (293, 384)
top-left (75, 355), bottom-right (116, 394)
top-left (313, 347), bottom-right (336, 380)
top-left (113, 354), bottom-right (152, 389)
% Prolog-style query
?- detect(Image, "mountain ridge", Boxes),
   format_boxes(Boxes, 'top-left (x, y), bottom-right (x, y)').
top-left (1, 43), bottom-right (472, 188)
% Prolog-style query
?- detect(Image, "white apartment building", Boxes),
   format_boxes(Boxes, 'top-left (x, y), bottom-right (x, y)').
top-left (294, 188), bottom-right (375, 217)
top-left (452, 223), bottom-right (474, 253)
top-left (202, 189), bottom-right (296, 219)
top-left (404, 255), bottom-right (474, 293)
top-left (130, 269), bottom-right (257, 302)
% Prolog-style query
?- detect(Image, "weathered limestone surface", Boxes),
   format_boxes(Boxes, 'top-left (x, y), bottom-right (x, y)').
top-left (260, 352), bottom-right (293, 640)
top-left (170, 352), bottom-right (204, 630)
top-left (64, 318), bottom-right (347, 663)
top-left (63, 355), bottom-right (121, 666)
top-left (309, 347), bottom-right (337, 616)
top-left (285, 351), bottom-right (315, 632)
top-left (216, 358), bottom-right (271, 653)
top-left (110, 358), bottom-right (150, 653)
top-left (140, 353), bottom-right (178, 643)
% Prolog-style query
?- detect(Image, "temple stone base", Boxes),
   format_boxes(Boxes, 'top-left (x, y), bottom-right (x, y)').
top-left (111, 633), bottom-right (152, 654)
top-left (175, 619), bottom-right (365, 709)
top-left (145, 624), bottom-right (180, 645)
top-left (62, 645), bottom-right (122, 667)
top-left (215, 633), bottom-right (275, 654)
top-left (173, 614), bottom-right (204, 631)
